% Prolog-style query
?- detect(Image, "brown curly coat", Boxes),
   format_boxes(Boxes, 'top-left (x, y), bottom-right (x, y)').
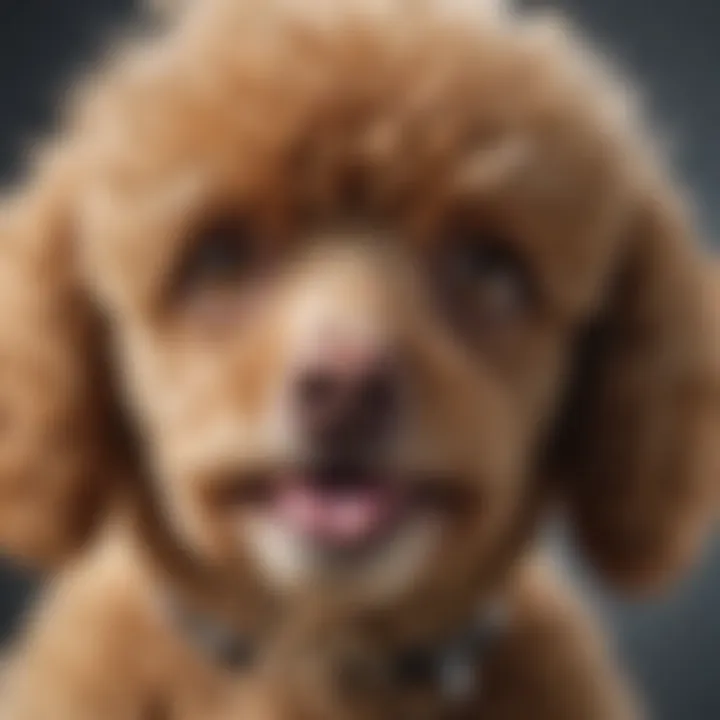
top-left (0, 1), bottom-right (717, 718)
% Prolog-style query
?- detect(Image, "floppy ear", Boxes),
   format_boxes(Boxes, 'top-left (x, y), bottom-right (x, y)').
top-left (0, 165), bottom-right (126, 570)
top-left (551, 173), bottom-right (720, 592)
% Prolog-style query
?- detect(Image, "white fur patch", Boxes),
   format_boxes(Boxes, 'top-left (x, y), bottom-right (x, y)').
top-left (243, 514), bottom-right (441, 602)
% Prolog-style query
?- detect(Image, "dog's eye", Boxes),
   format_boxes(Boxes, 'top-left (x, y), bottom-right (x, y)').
top-left (185, 221), bottom-right (254, 285)
top-left (174, 218), bottom-right (263, 301)
top-left (444, 232), bottom-right (532, 325)
top-left (169, 217), bottom-right (271, 328)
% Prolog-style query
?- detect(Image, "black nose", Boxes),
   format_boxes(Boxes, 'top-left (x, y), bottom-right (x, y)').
top-left (294, 351), bottom-right (399, 454)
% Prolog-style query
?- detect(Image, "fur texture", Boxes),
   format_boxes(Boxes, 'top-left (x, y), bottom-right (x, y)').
top-left (0, 0), bottom-right (717, 717)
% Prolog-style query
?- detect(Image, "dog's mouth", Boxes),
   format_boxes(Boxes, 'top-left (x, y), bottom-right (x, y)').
top-left (273, 469), bottom-right (409, 549)
top-left (212, 464), bottom-right (473, 552)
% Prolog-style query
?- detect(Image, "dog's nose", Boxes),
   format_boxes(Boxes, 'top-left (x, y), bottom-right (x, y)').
top-left (294, 345), bottom-right (399, 452)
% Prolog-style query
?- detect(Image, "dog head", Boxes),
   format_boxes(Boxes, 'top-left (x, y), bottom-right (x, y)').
top-left (0, 0), bottom-right (716, 616)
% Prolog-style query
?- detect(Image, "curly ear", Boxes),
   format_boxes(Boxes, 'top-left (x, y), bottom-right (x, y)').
top-left (0, 166), bottom-right (124, 570)
top-left (551, 173), bottom-right (720, 592)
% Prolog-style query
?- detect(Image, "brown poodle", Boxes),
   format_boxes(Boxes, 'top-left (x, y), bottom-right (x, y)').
top-left (0, 0), bottom-right (718, 718)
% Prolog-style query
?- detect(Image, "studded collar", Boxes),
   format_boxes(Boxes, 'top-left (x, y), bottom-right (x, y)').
top-left (166, 596), bottom-right (509, 705)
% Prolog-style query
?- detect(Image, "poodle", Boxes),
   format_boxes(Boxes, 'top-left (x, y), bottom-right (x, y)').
top-left (0, 0), bottom-right (718, 718)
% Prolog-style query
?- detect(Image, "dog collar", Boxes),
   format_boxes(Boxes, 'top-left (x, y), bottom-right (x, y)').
top-left (401, 600), bottom-right (509, 702)
top-left (165, 597), bottom-right (258, 671)
top-left (166, 597), bottom-right (508, 703)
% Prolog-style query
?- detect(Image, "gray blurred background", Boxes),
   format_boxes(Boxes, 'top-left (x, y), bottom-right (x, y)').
top-left (0, 1), bottom-right (717, 719)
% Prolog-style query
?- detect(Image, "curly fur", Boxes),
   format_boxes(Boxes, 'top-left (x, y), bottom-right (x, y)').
top-left (0, 0), bottom-right (717, 718)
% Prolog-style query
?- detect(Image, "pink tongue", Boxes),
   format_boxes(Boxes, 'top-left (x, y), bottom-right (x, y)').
top-left (275, 478), bottom-right (402, 547)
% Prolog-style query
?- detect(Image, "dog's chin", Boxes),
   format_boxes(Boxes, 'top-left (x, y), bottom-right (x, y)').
top-left (243, 513), bottom-right (442, 602)
top-left (221, 468), bottom-right (464, 602)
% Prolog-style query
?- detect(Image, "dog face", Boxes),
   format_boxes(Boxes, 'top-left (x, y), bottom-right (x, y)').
top-left (0, 0), bottom-right (716, 611)
top-left (78, 0), bottom-right (628, 605)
